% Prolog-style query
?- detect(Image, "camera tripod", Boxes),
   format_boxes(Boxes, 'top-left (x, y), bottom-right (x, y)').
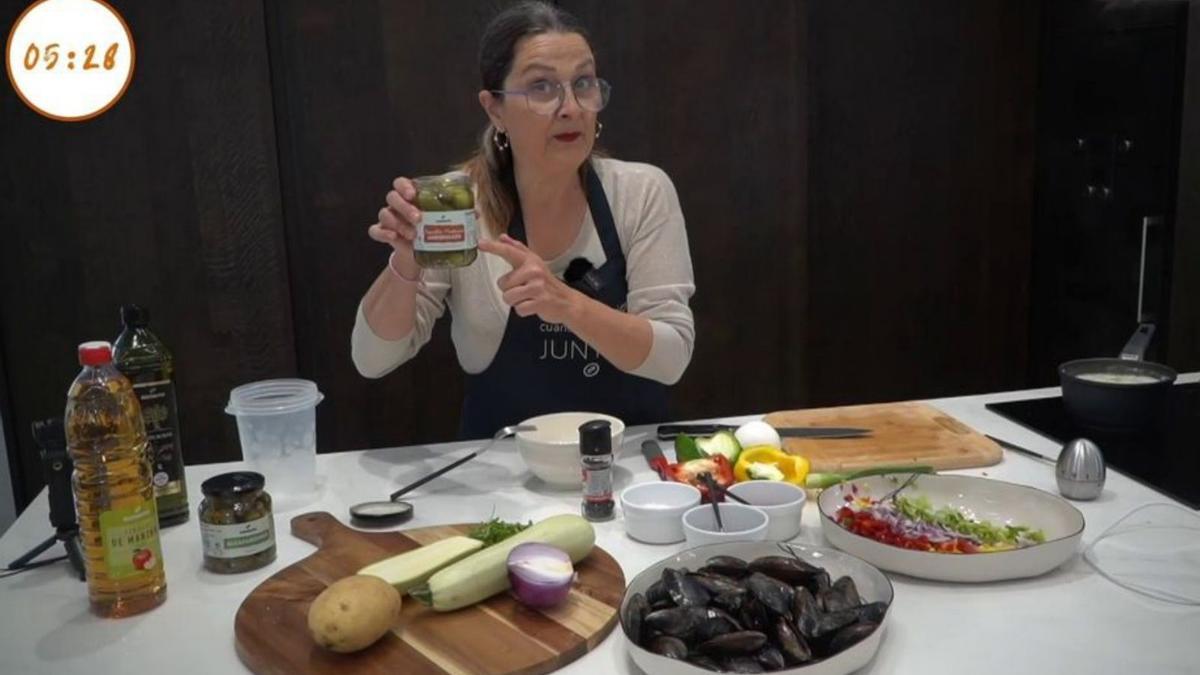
top-left (4, 418), bottom-right (86, 580)
top-left (7, 524), bottom-right (85, 580)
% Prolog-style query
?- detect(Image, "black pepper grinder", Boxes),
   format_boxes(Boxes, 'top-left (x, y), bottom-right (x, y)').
top-left (579, 420), bottom-right (615, 522)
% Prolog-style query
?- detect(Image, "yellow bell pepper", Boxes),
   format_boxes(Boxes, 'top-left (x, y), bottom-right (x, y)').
top-left (734, 447), bottom-right (810, 485)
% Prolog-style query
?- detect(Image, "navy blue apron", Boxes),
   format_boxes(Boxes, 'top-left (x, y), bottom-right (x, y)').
top-left (458, 165), bottom-right (670, 439)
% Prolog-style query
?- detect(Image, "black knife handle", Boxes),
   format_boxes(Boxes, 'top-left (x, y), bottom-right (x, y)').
top-left (657, 424), bottom-right (734, 440)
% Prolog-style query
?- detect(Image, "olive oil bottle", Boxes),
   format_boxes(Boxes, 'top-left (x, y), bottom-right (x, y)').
top-left (113, 305), bottom-right (189, 526)
top-left (66, 341), bottom-right (167, 618)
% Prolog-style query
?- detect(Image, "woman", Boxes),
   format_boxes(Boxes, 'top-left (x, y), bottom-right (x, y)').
top-left (352, 1), bottom-right (695, 439)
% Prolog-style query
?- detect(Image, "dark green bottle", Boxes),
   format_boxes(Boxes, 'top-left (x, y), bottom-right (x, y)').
top-left (113, 305), bottom-right (189, 526)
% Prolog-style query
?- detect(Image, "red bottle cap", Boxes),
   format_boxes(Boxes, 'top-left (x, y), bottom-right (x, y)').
top-left (78, 341), bottom-right (113, 366)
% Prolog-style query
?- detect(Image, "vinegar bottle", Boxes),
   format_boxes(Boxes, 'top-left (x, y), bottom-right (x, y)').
top-left (66, 341), bottom-right (167, 617)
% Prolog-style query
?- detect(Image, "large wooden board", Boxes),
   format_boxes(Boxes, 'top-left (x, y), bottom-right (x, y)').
top-left (235, 512), bottom-right (624, 675)
top-left (765, 401), bottom-right (1003, 472)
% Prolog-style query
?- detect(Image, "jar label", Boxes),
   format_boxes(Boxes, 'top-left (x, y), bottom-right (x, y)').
top-left (415, 209), bottom-right (478, 252)
top-left (201, 516), bottom-right (276, 559)
top-left (99, 501), bottom-right (164, 580)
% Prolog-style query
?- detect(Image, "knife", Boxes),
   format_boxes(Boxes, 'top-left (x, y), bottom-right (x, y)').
top-left (656, 424), bottom-right (871, 441)
top-left (641, 440), bottom-right (671, 479)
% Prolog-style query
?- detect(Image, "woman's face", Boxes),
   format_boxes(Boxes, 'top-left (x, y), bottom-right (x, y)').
top-left (481, 32), bottom-right (598, 177)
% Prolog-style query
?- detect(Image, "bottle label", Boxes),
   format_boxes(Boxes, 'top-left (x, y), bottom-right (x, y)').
top-left (129, 377), bottom-right (186, 502)
top-left (99, 502), bottom-right (164, 580)
top-left (201, 516), bottom-right (275, 559)
top-left (415, 209), bottom-right (478, 252)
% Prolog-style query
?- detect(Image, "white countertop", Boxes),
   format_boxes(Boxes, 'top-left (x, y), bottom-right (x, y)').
top-left (2, 377), bottom-right (1198, 674)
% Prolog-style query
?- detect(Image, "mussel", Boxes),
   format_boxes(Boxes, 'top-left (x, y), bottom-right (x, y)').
top-left (792, 587), bottom-right (821, 640)
top-left (623, 593), bottom-right (649, 644)
top-left (699, 630), bottom-right (769, 657)
top-left (688, 654), bottom-right (722, 671)
top-left (664, 567), bottom-right (711, 608)
top-left (690, 572), bottom-right (746, 597)
top-left (645, 579), bottom-right (672, 607)
top-left (773, 616), bottom-right (813, 665)
top-left (746, 572), bottom-right (795, 619)
top-left (755, 645), bottom-right (787, 670)
top-left (827, 622), bottom-right (879, 653)
top-left (712, 590), bottom-right (748, 614)
top-left (702, 555), bottom-right (751, 578)
top-left (648, 635), bottom-right (689, 660)
top-left (749, 555), bottom-right (823, 585)
top-left (644, 606), bottom-right (708, 640)
top-left (630, 554), bottom-right (889, 670)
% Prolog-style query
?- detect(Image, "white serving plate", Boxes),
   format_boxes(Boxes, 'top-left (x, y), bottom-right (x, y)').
top-left (620, 541), bottom-right (893, 675)
top-left (818, 474), bottom-right (1085, 582)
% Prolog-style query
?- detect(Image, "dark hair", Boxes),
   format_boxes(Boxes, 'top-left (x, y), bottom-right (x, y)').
top-left (460, 1), bottom-right (592, 235)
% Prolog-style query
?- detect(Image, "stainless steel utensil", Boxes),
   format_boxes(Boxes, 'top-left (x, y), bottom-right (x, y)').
top-left (349, 424), bottom-right (535, 525)
top-left (701, 474), bottom-right (725, 531)
top-left (1056, 438), bottom-right (1106, 500)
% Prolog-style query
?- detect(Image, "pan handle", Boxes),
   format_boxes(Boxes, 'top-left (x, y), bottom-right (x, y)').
top-left (1119, 323), bottom-right (1155, 361)
top-left (1137, 216), bottom-right (1162, 324)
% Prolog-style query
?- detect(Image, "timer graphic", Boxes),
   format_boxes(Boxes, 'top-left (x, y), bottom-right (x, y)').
top-left (5, 0), bottom-right (135, 121)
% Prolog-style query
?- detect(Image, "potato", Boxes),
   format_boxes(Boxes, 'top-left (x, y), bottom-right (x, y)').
top-left (307, 574), bottom-right (402, 653)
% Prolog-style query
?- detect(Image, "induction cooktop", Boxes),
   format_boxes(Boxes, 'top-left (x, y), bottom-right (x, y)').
top-left (986, 383), bottom-right (1199, 509)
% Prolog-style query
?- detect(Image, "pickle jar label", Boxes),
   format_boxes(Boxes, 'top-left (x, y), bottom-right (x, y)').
top-left (415, 210), bottom-right (478, 253)
top-left (99, 502), bottom-right (164, 580)
top-left (201, 516), bottom-right (276, 559)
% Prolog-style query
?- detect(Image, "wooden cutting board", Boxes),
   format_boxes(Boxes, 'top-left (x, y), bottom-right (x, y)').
top-left (234, 512), bottom-right (625, 675)
top-left (764, 401), bottom-right (1002, 472)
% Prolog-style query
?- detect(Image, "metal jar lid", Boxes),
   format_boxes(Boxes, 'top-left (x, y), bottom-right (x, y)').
top-left (201, 471), bottom-right (266, 498)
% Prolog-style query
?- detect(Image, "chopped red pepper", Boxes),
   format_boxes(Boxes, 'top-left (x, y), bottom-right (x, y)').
top-left (835, 506), bottom-right (979, 554)
top-left (666, 456), bottom-right (735, 501)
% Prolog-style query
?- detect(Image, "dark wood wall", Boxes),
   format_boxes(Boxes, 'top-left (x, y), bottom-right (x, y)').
top-left (1171, 1), bottom-right (1200, 370)
top-left (2, 0), bottom-right (1151, 509)
top-left (0, 0), bottom-right (295, 506)
top-left (806, 0), bottom-right (1040, 403)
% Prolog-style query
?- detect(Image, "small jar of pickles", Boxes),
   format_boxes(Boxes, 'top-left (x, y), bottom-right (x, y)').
top-left (198, 472), bottom-right (276, 574)
top-left (413, 173), bottom-right (478, 268)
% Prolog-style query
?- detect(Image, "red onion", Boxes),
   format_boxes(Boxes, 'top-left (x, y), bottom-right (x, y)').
top-left (506, 542), bottom-right (575, 608)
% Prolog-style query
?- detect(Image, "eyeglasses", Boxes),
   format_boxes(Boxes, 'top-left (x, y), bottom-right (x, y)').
top-left (491, 76), bottom-right (611, 116)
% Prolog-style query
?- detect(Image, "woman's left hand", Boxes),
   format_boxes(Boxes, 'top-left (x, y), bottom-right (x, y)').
top-left (480, 234), bottom-right (583, 325)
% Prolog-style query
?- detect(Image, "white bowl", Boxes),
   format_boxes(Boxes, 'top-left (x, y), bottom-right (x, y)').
top-left (727, 480), bottom-right (807, 541)
top-left (818, 473), bottom-right (1086, 582)
top-left (681, 502), bottom-right (768, 546)
top-left (620, 482), bottom-right (702, 544)
top-left (515, 412), bottom-right (625, 487)
top-left (620, 540), bottom-right (893, 675)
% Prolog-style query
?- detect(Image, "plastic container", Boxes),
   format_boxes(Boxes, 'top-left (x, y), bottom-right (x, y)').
top-left (225, 379), bottom-right (323, 505)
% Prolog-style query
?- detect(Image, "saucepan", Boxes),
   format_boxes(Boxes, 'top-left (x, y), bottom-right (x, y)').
top-left (1059, 323), bottom-right (1176, 431)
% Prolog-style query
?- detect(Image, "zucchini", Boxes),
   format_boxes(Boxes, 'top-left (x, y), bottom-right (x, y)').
top-left (357, 536), bottom-right (483, 594)
top-left (409, 514), bottom-right (595, 611)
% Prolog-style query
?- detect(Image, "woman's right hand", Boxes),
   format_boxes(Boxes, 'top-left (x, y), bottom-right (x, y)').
top-left (369, 177), bottom-right (423, 267)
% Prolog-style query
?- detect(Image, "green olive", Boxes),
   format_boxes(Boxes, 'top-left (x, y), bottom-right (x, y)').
top-left (446, 187), bottom-right (474, 210)
top-left (416, 189), bottom-right (442, 211)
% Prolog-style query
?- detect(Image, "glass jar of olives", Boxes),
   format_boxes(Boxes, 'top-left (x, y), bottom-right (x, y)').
top-left (413, 173), bottom-right (479, 268)
top-left (198, 471), bottom-right (276, 574)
